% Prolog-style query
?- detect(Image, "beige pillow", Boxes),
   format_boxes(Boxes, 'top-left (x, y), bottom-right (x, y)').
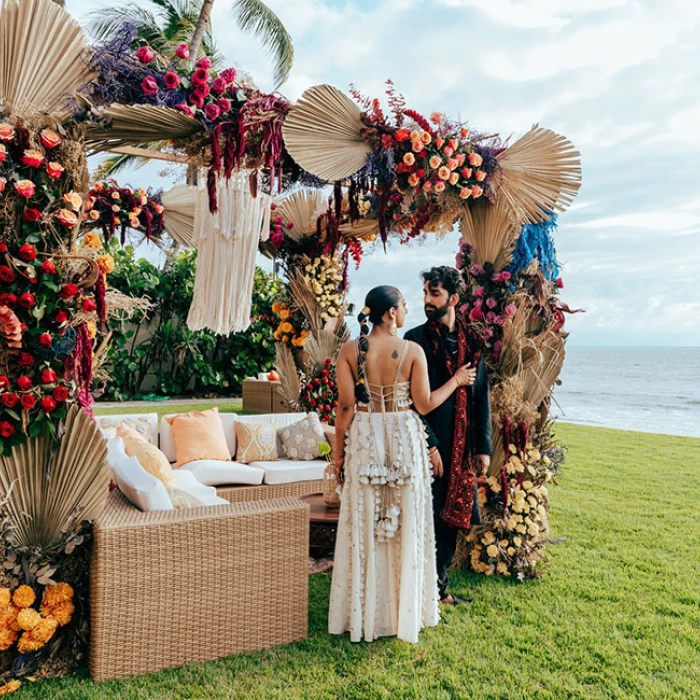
top-left (278, 413), bottom-right (327, 461)
top-left (235, 421), bottom-right (278, 464)
top-left (165, 408), bottom-right (231, 468)
top-left (116, 423), bottom-right (177, 489)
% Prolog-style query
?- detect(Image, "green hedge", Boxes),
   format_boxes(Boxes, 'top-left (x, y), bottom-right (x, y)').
top-left (100, 244), bottom-right (280, 400)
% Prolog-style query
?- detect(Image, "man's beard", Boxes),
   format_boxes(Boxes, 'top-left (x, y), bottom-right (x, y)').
top-left (424, 301), bottom-right (449, 321)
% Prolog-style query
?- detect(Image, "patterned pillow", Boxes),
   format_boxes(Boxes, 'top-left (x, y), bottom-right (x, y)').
top-left (97, 415), bottom-right (156, 444)
top-left (278, 413), bottom-right (327, 461)
top-left (235, 421), bottom-right (278, 464)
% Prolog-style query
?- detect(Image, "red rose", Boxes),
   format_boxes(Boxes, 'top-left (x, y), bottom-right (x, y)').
top-left (0, 376), bottom-right (9, 390)
top-left (163, 71), bottom-right (180, 89)
top-left (40, 396), bottom-right (57, 414)
top-left (0, 294), bottom-right (16, 307)
top-left (0, 243), bottom-right (6, 253)
top-left (53, 386), bottom-right (68, 402)
top-left (16, 376), bottom-right (32, 391)
top-left (190, 67), bottom-right (209, 87)
top-left (0, 146), bottom-right (6, 163)
top-left (203, 103), bottom-right (220, 121)
top-left (211, 77), bottom-right (226, 95)
top-left (0, 421), bottom-right (14, 438)
top-left (194, 83), bottom-right (210, 99)
top-left (14, 180), bottom-right (35, 199)
top-left (175, 43), bottom-right (190, 60)
top-left (41, 369), bottom-right (57, 384)
top-left (18, 243), bottom-right (37, 261)
top-left (216, 98), bottom-right (231, 114)
top-left (46, 161), bottom-right (65, 179)
top-left (40, 128), bottom-right (62, 149)
top-left (21, 149), bottom-right (44, 167)
top-left (135, 46), bottom-right (154, 63)
top-left (19, 323), bottom-right (26, 332)
top-left (38, 333), bottom-right (52, 347)
top-left (325, 358), bottom-right (332, 367)
top-left (0, 266), bottom-right (15, 283)
top-left (20, 394), bottom-right (35, 410)
top-left (41, 259), bottom-right (56, 275)
top-left (82, 298), bottom-right (97, 312)
top-left (58, 283), bottom-right (79, 299)
top-left (141, 76), bottom-right (159, 96)
top-left (23, 209), bottom-right (42, 224)
top-left (17, 352), bottom-right (34, 367)
top-left (18, 293), bottom-right (35, 308)
top-left (196, 56), bottom-right (212, 70)
top-left (554, 278), bottom-right (564, 289)
top-left (2, 392), bottom-right (18, 408)
top-left (55, 310), bottom-right (69, 324)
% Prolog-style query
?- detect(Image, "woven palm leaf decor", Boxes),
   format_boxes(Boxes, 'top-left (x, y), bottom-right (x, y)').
top-left (272, 188), bottom-right (329, 239)
top-left (161, 184), bottom-right (198, 248)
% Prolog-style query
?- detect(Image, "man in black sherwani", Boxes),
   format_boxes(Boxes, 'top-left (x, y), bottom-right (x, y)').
top-left (404, 266), bottom-right (492, 605)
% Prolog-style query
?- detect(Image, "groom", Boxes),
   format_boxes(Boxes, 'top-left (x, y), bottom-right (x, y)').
top-left (404, 266), bottom-right (492, 605)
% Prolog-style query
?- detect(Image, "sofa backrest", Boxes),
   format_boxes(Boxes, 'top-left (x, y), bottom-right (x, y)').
top-left (95, 413), bottom-right (159, 446)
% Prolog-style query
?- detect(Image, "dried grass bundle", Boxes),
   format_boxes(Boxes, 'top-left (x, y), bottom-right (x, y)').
top-left (522, 333), bottom-right (566, 409)
top-left (0, 0), bottom-right (97, 118)
top-left (275, 342), bottom-right (301, 409)
top-left (490, 377), bottom-right (539, 430)
top-left (282, 84), bottom-right (371, 181)
top-left (458, 197), bottom-right (519, 271)
top-left (287, 266), bottom-right (323, 337)
top-left (495, 126), bottom-right (581, 225)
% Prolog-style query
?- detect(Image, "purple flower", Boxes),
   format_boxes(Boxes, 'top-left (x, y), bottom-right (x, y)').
top-left (135, 46), bottom-right (154, 63)
top-left (495, 315), bottom-right (505, 326)
top-left (483, 327), bottom-right (494, 340)
top-left (455, 253), bottom-right (463, 270)
top-left (164, 71), bottom-right (180, 89)
top-left (486, 296), bottom-right (497, 309)
top-left (469, 307), bottom-right (483, 322)
top-left (141, 76), bottom-right (158, 96)
top-left (493, 339), bottom-right (503, 352)
top-left (470, 264), bottom-right (484, 276)
top-left (203, 103), bottom-right (221, 121)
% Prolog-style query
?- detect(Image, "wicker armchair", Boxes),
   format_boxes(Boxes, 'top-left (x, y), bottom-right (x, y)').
top-left (89, 487), bottom-right (310, 681)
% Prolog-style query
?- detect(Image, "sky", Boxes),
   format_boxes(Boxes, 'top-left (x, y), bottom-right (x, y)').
top-left (65, 0), bottom-right (700, 346)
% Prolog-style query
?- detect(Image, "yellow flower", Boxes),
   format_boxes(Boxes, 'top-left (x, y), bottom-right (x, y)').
top-left (17, 617), bottom-right (57, 653)
top-left (97, 254), bottom-right (115, 274)
top-left (513, 536), bottom-right (522, 547)
top-left (0, 589), bottom-right (10, 608)
top-left (16, 608), bottom-right (42, 631)
top-left (486, 544), bottom-right (499, 558)
top-left (429, 155), bottom-right (442, 169)
top-left (279, 309), bottom-right (290, 320)
top-left (63, 191), bottom-right (83, 211)
top-left (507, 547), bottom-right (516, 556)
top-left (86, 320), bottom-right (97, 339)
top-left (527, 522), bottom-right (539, 536)
top-left (507, 517), bottom-right (518, 530)
top-left (12, 586), bottom-right (35, 609)
top-left (82, 232), bottom-right (101, 249)
top-left (482, 531), bottom-right (496, 545)
top-left (43, 601), bottom-right (74, 627)
top-left (516, 524), bottom-right (527, 534)
top-left (522, 480), bottom-right (534, 491)
top-left (0, 679), bottom-right (21, 694)
top-left (0, 628), bottom-right (17, 652)
top-left (41, 583), bottom-right (74, 608)
top-left (499, 539), bottom-right (509, 548)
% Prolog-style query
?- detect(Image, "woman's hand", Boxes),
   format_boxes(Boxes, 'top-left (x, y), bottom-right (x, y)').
top-left (334, 456), bottom-right (345, 485)
top-left (454, 362), bottom-right (477, 387)
top-left (428, 448), bottom-right (443, 478)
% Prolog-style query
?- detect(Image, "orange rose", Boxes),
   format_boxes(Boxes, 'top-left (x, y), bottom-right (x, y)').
top-left (448, 138), bottom-right (459, 151)
top-left (21, 149), bottom-right (44, 168)
top-left (408, 173), bottom-right (420, 187)
top-left (434, 181), bottom-right (446, 193)
top-left (460, 127), bottom-right (470, 138)
top-left (409, 130), bottom-right (420, 141)
top-left (435, 137), bottom-right (445, 149)
top-left (420, 131), bottom-right (432, 145)
top-left (40, 128), bottom-right (62, 149)
top-left (395, 128), bottom-right (411, 142)
top-left (14, 180), bottom-right (35, 198)
top-left (0, 124), bottom-right (15, 141)
top-left (475, 169), bottom-right (487, 182)
top-left (154, 204), bottom-right (164, 214)
top-left (63, 192), bottom-right (83, 210)
top-left (430, 112), bottom-right (443, 125)
top-left (111, 191), bottom-right (120, 200)
top-left (129, 218), bottom-right (140, 228)
top-left (446, 158), bottom-right (459, 171)
top-left (468, 152), bottom-right (483, 167)
top-left (111, 204), bottom-right (120, 213)
top-left (449, 172), bottom-right (460, 186)
top-left (55, 208), bottom-right (79, 227)
top-left (412, 140), bottom-right (423, 152)
top-left (438, 166), bottom-right (451, 181)
top-left (429, 155), bottom-right (442, 169)
top-left (46, 162), bottom-right (64, 179)
top-left (443, 146), bottom-right (454, 158)
top-left (422, 181), bottom-right (433, 193)
top-left (455, 153), bottom-right (466, 166)
top-left (403, 152), bottom-right (415, 166)
top-left (89, 210), bottom-right (100, 220)
top-left (459, 187), bottom-right (472, 199)
top-left (471, 185), bottom-right (484, 198)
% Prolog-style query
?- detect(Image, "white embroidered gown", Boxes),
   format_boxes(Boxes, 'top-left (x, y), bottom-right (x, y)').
top-left (328, 341), bottom-right (439, 643)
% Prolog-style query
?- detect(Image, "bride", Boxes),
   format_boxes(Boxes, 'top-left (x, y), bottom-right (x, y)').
top-left (328, 285), bottom-right (476, 643)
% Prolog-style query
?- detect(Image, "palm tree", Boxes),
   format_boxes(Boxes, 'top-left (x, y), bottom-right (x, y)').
top-left (189, 0), bottom-right (293, 89)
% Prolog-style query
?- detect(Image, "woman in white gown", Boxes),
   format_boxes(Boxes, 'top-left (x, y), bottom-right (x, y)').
top-left (328, 286), bottom-right (476, 643)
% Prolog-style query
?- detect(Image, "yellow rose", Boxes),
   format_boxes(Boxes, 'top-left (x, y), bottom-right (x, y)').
top-left (403, 152), bottom-right (415, 166)
top-left (482, 531), bottom-right (496, 545)
top-left (408, 173), bottom-right (420, 187)
top-left (420, 131), bottom-right (432, 145)
top-left (437, 166), bottom-right (451, 181)
top-left (499, 539), bottom-right (509, 548)
top-left (412, 140), bottom-right (423, 153)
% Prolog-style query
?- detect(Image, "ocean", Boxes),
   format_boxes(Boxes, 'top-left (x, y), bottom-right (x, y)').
top-left (552, 347), bottom-right (700, 438)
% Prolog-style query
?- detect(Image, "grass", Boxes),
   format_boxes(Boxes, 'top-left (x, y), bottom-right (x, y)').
top-left (15, 423), bottom-right (700, 699)
top-left (92, 400), bottom-right (244, 420)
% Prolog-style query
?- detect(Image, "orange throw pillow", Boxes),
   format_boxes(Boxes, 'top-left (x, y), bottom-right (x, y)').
top-left (165, 408), bottom-right (231, 468)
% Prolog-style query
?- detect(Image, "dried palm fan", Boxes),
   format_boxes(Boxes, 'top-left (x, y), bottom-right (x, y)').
top-left (495, 125), bottom-right (581, 225)
top-left (272, 188), bottom-right (329, 240)
top-left (0, 0), bottom-right (97, 118)
top-left (85, 104), bottom-right (202, 153)
top-left (339, 217), bottom-right (379, 239)
top-left (522, 332), bottom-right (566, 410)
top-left (459, 196), bottom-right (519, 271)
top-left (275, 343), bottom-right (301, 408)
top-left (0, 405), bottom-right (109, 554)
top-left (161, 183), bottom-right (197, 248)
top-left (282, 84), bottom-right (371, 181)
top-left (287, 267), bottom-right (323, 337)
top-left (304, 328), bottom-right (345, 373)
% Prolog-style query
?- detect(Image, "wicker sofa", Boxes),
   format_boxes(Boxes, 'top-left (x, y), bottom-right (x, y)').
top-left (88, 411), bottom-right (334, 681)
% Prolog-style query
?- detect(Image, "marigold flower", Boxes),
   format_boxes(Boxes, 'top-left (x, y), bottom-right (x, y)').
top-left (16, 608), bottom-right (42, 631)
top-left (12, 585), bottom-right (36, 609)
top-left (96, 254), bottom-right (115, 274)
top-left (0, 589), bottom-right (10, 607)
top-left (0, 679), bottom-right (21, 693)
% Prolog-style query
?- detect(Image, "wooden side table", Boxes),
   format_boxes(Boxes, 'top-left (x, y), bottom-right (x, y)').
top-left (299, 493), bottom-right (340, 558)
top-left (241, 378), bottom-right (287, 413)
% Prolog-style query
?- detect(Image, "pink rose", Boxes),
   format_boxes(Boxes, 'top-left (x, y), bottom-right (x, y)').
top-left (194, 82), bottom-right (210, 98)
top-left (483, 327), bottom-right (494, 340)
top-left (471, 185), bottom-right (484, 198)
top-left (211, 77), bottom-right (226, 94)
top-left (196, 56), bottom-right (212, 70)
top-left (468, 152), bottom-right (483, 167)
top-left (135, 46), bottom-right (154, 63)
top-left (486, 297), bottom-right (497, 309)
top-left (475, 169), bottom-right (487, 182)
top-left (174, 103), bottom-right (195, 116)
top-left (175, 43), bottom-right (190, 59)
top-left (203, 103), bottom-right (221, 121)
top-left (474, 297), bottom-right (483, 308)
top-left (429, 112), bottom-right (443, 125)
top-left (141, 76), bottom-right (159, 96)
top-left (474, 286), bottom-right (484, 297)
top-left (493, 340), bottom-right (503, 352)
top-left (500, 271), bottom-right (512, 281)
top-left (469, 265), bottom-right (483, 276)
top-left (505, 303), bottom-right (517, 317)
top-left (164, 71), bottom-right (180, 89)
top-left (485, 311), bottom-right (497, 324)
top-left (469, 307), bottom-right (483, 322)
top-left (191, 67), bottom-right (209, 86)
top-left (220, 68), bottom-right (237, 84)
top-left (217, 98), bottom-right (232, 113)
top-left (14, 180), bottom-right (35, 198)
top-left (459, 303), bottom-right (470, 314)
top-left (495, 315), bottom-right (505, 326)
top-left (188, 92), bottom-right (205, 109)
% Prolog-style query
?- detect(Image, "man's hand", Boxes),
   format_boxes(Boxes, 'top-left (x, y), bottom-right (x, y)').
top-left (429, 448), bottom-right (443, 478)
top-left (475, 454), bottom-right (490, 475)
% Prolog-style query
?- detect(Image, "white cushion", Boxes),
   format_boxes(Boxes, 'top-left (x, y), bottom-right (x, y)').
top-left (113, 456), bottom-right (173, 512)
top-left (106, 437), bottom-right (128, 472)
top-left (249, 459), bottom-right (325, 485)
top-left (173, 470), bottom-right (229, 506)
top-left (159, 412), bottom-right (238, 462)
top-left (96, 413), bottom-right (159, 445)
top-left (178, 459), bottom-right (264, 486)
top-left (237, 413), bottom-right (307, 457)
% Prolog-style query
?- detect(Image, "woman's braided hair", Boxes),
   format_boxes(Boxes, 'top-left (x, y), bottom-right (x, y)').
top-left (355, 286), bottom-right (403, 404)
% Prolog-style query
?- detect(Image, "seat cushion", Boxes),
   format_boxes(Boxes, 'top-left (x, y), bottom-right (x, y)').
top-left (249, 459), bottom-right (325, 485)
top-left (106, 437), bottom-right (128, 473)
top-left (278, 413), bottom-right (327, 461)
top-left (165, 408), bottom-right (231, 468)
top-left (173, 470), bottom-right (229, 505)
top-left (96, 413), bottom-right (159, 445)
top-left (117, 423), bottom-right (177, 489)
top-left (178, 459), bottom-right (264, 486)
top-left (113, 457), bottom-right (173, 512)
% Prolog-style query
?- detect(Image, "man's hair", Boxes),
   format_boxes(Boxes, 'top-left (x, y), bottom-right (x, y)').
top-left (421, 266), bottom-right (466, 299)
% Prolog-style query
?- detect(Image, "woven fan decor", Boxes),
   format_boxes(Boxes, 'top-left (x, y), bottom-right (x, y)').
top-left (0, 0), bottom-right (97, 118)
top-left (282, 84), bottom-right (371, 181)
top-left (85, 104), bottom-right (202, 152)
top-left (495, 125), bottom-right (581, 225)
top-left (162, 184), bottom-right (197, 248)
top-left (272, 188), bottom-right (329, 239)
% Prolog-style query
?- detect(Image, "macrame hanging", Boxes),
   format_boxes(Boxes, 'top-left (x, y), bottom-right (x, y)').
top-left (187, 171), bottom-right (271, 335)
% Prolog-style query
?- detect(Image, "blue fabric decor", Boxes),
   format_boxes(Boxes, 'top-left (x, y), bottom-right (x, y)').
top-left (506, 215), bottom-right (560, 281)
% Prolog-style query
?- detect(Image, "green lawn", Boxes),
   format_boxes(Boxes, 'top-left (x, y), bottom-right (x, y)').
top-left (92, 400), bottom-right (244, 420)
top-left (16, 423), bottom-right (700, 699)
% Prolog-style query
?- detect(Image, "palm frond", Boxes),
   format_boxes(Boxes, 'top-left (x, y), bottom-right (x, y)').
top-left (275, 342), bottom-right (301, 408)
top-left (287, 267), bottom-right (322, 337)
top-left (232, 0), bottom-right (294, 88)
top-left (93, 141), bottom-right (170, 179)
top-left (304, 329), bottom-right (344, 373)
top-left (86, 5), bottom-right (159, 43)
